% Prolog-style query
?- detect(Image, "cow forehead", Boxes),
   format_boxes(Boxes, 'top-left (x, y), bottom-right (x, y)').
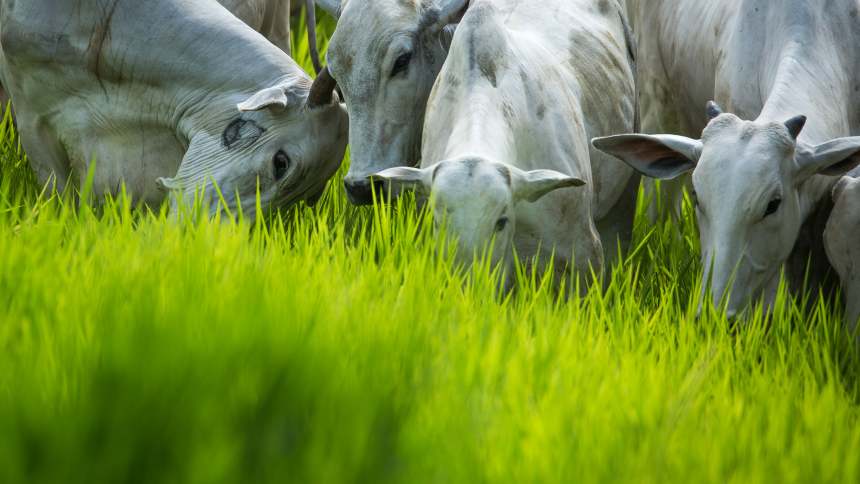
top-left (433, 161), bottom-right (512, 210)
top-left (330, 0), bottom-right (421, 68)
top-left (696, 119), bottom-right (794, 192)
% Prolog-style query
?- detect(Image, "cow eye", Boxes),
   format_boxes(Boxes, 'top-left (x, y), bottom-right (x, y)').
top-left (495, 216), bottom-right (509, 232)
top-left (764, 197), bottom-right (781, 217)
top-left (273, 150), bottom-right (291, 179)
top-left (391, 52), bottom-right (412, 78)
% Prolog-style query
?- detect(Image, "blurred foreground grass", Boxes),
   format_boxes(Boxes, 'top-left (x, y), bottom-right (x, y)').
top-left (0, 11), bottom-right (857, 484)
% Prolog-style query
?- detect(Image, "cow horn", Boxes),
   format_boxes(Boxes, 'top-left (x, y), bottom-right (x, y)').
top-left (785, 115), bottom-right (807, 140)
top-left (306, 0), bottom-right (323, 75)
top-left (706, 101), bottom-right (723, 120)
top-left (307, 67), bottom-right (338, 108)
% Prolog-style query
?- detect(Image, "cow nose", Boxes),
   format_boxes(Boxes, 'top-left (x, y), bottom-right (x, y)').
top-left (343, 177), bottom-right (383, 206)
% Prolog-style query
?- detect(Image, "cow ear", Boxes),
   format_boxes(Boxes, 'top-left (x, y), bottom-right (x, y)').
top-left (512, 168), bottom-right (585, 203)
top-left (315, 0), bottom-right (343, 19)
top-left (156, 177), bottom-right (180, 192)
top-left (592, 134), bottom-right (702, 180)
top-left (422, 0), bottom-right (469, 32)
top-left (794, 137), bottom-right (860, 183)
top-left (237, 86), bottom-right (289, 112)
top-left (370, 166), bottom-right (432, 195)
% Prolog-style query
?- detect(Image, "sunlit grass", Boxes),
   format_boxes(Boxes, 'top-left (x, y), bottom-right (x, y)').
top-left (0, 13), bottom-right (857, 484)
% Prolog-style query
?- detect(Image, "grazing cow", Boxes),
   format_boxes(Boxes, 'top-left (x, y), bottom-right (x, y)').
top-left (373, 0), bottom-right (637, 283)
top-left (309, 0), bottom-right (468, 204)
top-left (0, 0), bottom-right (348, 218)
top-left (825, 171), bottom-right (860, 336)
top-left (594, 0), bottom-right (860, 317)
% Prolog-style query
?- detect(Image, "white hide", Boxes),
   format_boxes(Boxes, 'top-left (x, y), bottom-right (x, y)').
top-left (825, 173), bottom-right (860, 335)
top-left (595, 0), bottom-right (860, 317)
top-left (625, 0), bottom-right (735, 219)
top-left (376, 0), bottom-right (637, 282)
top-left (0, 0), bottom-right (348, 219)
top-left (217, 0), bottom-right (293, 53)
top-left (322, 0), bottom-right (468, 204)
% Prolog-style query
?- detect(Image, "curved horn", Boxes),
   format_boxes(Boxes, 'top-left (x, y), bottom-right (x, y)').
top-left (785, 115), bottom-right (807, 140)
top-left (706, 101), bottom-right (723, 120)
top-left (306, 0), bottom-right (323, 75)
top-left (307, 67), bottom-right (338, 108)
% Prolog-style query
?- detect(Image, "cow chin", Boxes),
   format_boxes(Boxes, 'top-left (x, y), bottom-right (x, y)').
top-left (713, 270), bottom-right (780, 321)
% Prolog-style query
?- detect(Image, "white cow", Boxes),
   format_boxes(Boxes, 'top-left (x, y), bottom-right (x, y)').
top-left (311, 0), bottom-right (468, 204)
top-left (0, 0), bottom-right (304, 126)
top-left (217, 0), bottom-right (294, 54)
top-left (373, 0), bottom-right (637, 283)
top-left (0, 0), bottom-right (348, 218)
top-left (825, 171), bottom-right (860, 336)
top-left (594, 0), bottom-right (860, 317)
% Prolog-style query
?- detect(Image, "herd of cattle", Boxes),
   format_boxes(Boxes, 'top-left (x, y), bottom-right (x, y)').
top-left (0, 0), bottom-right (858, 333)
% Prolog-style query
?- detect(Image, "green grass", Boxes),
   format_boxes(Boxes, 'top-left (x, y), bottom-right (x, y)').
top-left (0, 13), bottom-right (858, 484)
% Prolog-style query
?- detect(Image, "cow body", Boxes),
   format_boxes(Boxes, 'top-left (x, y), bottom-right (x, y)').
top-left (1, 0), bottom-right (297, 127)
top-left (376, 0), bottom-right (637, 282)
top-left (596, 0), bottom-right (860, 317)
top-left (218, 0), bottom-right (293, 53)
top-left (825, 169), bottom-right (860, 336)
top-left (0, 0), bottom-right (347, 217)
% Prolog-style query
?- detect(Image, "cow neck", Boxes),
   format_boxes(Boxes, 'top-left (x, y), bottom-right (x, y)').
top-left (439, 90), bottom-right (517, 168)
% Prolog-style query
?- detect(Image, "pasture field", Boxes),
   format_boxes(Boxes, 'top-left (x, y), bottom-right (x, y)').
top-left (0, 15), bottom-right (858, 484)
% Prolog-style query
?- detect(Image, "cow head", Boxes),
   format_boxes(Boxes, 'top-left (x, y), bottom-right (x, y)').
top-left (313, 0), bottom-right (469, 205)
top-left (158, 73), bottom-right (348, 219)
top-left (373, 157), bottom-right (583, 269)
top-left (825, 175), bottom-right (860, 329)
top-left (593, 102), bottom-right (860, 318)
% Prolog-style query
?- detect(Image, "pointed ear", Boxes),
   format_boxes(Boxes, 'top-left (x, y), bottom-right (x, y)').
top-left (421, 0), bottom-right (469, 32)
top-left (237, 86), bottom-right (289, 112)
top-left (370, 166), bottom-right (432, 195)
top-left (315, 0), bottom-right (343, 19)
top-left (592, 134), bottom-right (702, 180)
top-left (511, 168), bottom-right (585, 203)
top-left (795, 137), bottom-right (860, 182)
top-left (156, 177), bottom-right (180, 192)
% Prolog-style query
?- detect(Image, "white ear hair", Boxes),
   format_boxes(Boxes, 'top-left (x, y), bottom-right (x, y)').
top-left (592, 134), bottom-right (702, 180)
top-left (156, 177), bottom-right (180, 192)
top-left (237, 86), bottom-right (289, 112)
top-left (511, 168), bottom-right (585, 203)
top-left (370, 166), bottom-right (432, 194)
top-left (795, 137), bottom-right (860, 182)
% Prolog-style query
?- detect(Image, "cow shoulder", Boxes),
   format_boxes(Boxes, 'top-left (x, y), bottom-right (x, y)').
top-left (1, 7), bottom-right (80, 64)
